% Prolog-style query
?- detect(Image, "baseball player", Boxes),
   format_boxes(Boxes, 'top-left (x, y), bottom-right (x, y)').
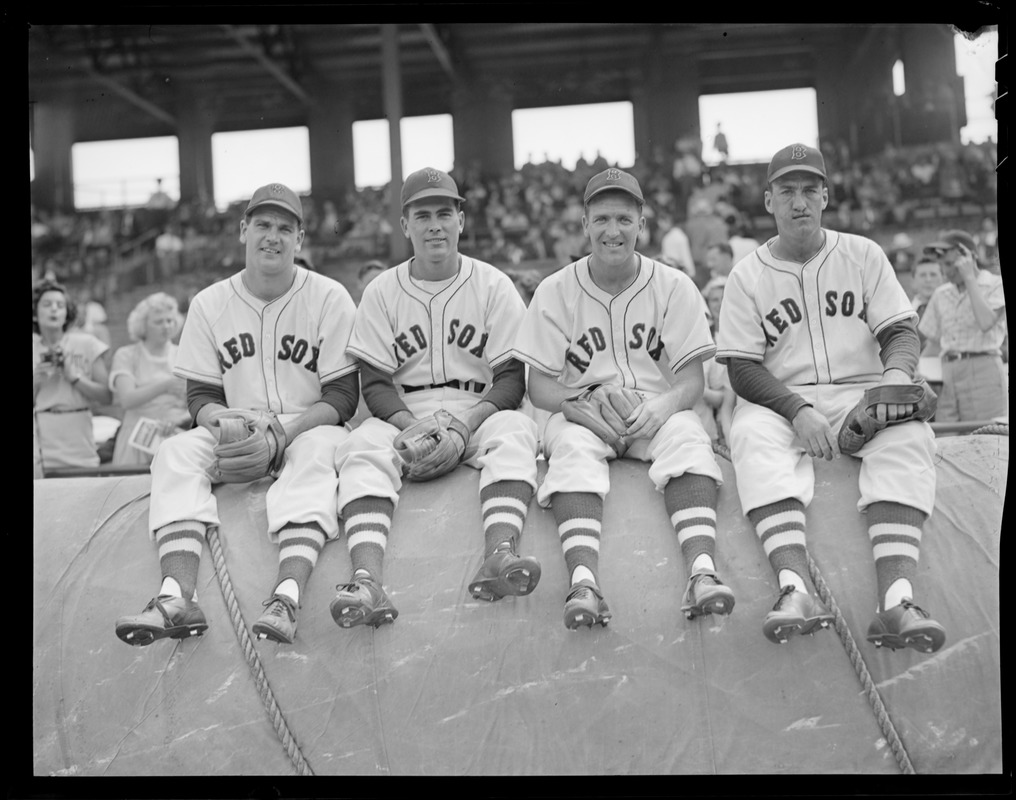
top-left (715, 143), bottom-right (946, 654)
top-left (511, 168), bottom-right (732, 630)
top-left (327, 167), bottom-right (540, 629)
top-left (115, 183), bottom-right (360, 647)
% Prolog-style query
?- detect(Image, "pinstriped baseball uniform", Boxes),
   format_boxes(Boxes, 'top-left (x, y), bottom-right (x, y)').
top-left (715, 230), bottom-right (937, 515)
top-left (335, 255), bottom-right (538, 514)
top-left (512, 254), bottom-right (723, 506)
top-left (148, 266), bottom-right (359, 538)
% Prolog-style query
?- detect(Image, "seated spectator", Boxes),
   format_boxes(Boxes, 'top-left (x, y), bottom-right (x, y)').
top-left (684, 198), bottom-right (729, 287)
top-left (919, 230), bottom-right (1007, 424)
top-left (703, 242), bottom-right (735, 286)
top-left (33, 279), bottom-right (112, 472)
top-left (108, 292), bottom-right (190, 467)
top-left (74, 290), bottom-right (112, 347)
top-left (727, 221), bottom-right (760, 265)
top-left (356, 260), bottom-right (388, 302)
top-left (155, 225), bottom-right (184, 280)
top-left (552, 219), bottom-right (588, 264)
top-left (656, 213), bottom-right (695, 279)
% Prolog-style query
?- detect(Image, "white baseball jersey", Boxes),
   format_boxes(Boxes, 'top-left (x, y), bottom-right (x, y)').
top-left (347, 256), bottom-right (526, 385)
top-left (174, 267), bottom-right (358, 412)
top-left (715, 230), bottom-right (915, 384)
top-left (511, 255), bottom-right (715, 394)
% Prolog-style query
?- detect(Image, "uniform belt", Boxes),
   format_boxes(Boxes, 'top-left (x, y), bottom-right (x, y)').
top-left (401, 379), bottom-right (486, 394)
top-left (942, 351), bottom-right (996, 362)
top-left (36, 408), bottom-right (90, 415)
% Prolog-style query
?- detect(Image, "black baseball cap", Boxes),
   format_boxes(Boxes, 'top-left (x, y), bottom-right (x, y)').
top-left (584, 168), bottom-right (645, 204)
top-left (401, 168), bottom-right (465, 208)
top-left (245, 183), bottom-right (303, 224)
top-left (767, 143), bottom-right (828, 183)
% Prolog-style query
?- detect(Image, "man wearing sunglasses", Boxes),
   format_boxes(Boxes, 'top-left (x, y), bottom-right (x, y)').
top-left (918, 229), bottom-right (1007, 424)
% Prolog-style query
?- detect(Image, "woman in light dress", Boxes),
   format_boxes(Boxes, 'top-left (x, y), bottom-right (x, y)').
top-left (109, 293), bottom-right (190, 466)
top-left (33, 279), bottom-right (112, 472)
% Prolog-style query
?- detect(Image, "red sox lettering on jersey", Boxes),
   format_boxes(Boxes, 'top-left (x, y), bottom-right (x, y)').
top-left (715, 230), bottom-right (915, 385)
top-left (512, 256), bottom-right (715, 394)
top-left (174, 269), bottom-right (358, 414)
top-left (348, 256), bottom-right (524, 387)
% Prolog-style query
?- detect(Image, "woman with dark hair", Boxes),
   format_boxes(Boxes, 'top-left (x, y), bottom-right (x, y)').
top-left (33, 279), bottom-right (112, 471)
top-left (108, 292), bottom-right (190, 466)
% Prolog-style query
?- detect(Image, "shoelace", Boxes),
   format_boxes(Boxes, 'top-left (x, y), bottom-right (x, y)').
top-left (334, 580), bottom-right (372, 596)
top-left (772, 584), bottom-right (797, 610)
top-left (264, 596), bottom-right (295, 621)
top-left (898, 598), bottom-right (930, 618)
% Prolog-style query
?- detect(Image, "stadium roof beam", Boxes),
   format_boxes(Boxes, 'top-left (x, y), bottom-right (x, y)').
top-left (31, 35), bottom-right (177, 128)
top-left (418, 23), bottom-right (457, 82)
top-left (220, 24), bottom-right (311, 106)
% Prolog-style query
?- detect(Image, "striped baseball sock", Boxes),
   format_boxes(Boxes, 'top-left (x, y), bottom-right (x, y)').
top-left (155, 521), bottom-right (206, 600)
top-left (664, 474), bottom-right (719, 576)
top-left (480, 480), bottom-right (533, 556)
top-left (867, 501), bottom-right (925, 612)
top-left (747, 499), bottom-right (811, 593)
top-left (342, 496), bottom-right (395, 583)
top-left (272, 522), bottom-right (327, 605)
top-left (551, 492), bottom-right (603, 587)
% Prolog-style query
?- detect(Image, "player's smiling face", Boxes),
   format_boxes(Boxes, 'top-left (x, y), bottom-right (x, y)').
top-left (401, 198), bottom-right (464, 266)
top-left (240, 208), bottom-right (304, 274)
top-left (765, 173), bottom-right (828, 237)
top-left (583, 193), bottom-right (645, 270)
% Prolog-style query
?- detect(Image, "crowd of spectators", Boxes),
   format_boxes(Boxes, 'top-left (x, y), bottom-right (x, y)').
top-left (32, 136), bottom-right (998, 301)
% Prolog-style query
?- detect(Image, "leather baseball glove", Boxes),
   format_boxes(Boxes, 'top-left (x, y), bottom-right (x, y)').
top-left (393, 410), bottom-right (471, 481)
top-left (208, 408), bottom-right (288, 483)
top-left (561, 384), bottom-right (643, 457)
top-left (837, 379), bottom-right (937, 455)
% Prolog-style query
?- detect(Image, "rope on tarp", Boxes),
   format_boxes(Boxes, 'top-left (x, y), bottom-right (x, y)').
top-left (807, 554), bottom-right (916, 775)
top-left (712, 442), bottom-right (917, 774)
top-left (971, 423), bottom-right (1008, 436)
top-left (206, 525), bottom-right (315, 776)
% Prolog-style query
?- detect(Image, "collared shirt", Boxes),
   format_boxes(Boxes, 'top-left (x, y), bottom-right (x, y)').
top-left (918, 269), bottom-right (1006, 354)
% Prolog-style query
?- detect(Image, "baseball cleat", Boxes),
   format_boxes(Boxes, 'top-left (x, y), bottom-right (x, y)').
top-left (468, 544), bottom-right (542, 601)
top-left (866, 598), bottom-right (946, 654)
top-left (252, 594), bottom-right (299, 644)
top-left (762, 585), bottom-right (834, 644)
top-left (563, 579), bottom-right (611, 630)
top-left (115, 595), bottom-right (208, 646)
top-left (330, 576), bottom-right (399, 629)
top-left (680, 570), bottom-right (736, 620)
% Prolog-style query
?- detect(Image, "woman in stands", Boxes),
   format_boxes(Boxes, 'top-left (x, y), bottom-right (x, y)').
top-left (109, 292), bottom-right (190, 466)
top-left (33, 279), bottom-right (112, 473)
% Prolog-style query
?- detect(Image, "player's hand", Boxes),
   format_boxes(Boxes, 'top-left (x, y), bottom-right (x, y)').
top-left (792, 406), bottom-right (839, 460)
top-left (873, 369), bottom-right (917, 423)
top-left (623, 393), bottom-right (672, 442)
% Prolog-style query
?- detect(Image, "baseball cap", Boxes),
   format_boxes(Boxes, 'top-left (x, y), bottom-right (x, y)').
top-left (401, 167), bottom-right (465, 208)
top-left (584, 168), bottom-right (645, 205)
top-left (923, 229), bottom-right (976, 255)
top-left (245, 183), bottom-right (303, 224)
top-left (766, 143), bottom-right (828, 183)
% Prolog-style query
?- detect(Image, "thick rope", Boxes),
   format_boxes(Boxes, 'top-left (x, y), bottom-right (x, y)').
top-left (807, 555), bottom-right (916, 774)
top-left (971, 423), bottom-right (1008, 436)
top-left (206, 526), bottom-right (315, 776)
top-left (711, 441), bottom-right (916, 774)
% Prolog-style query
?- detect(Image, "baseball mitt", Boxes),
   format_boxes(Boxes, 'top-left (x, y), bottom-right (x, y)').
top-left (208, 408), bottom-right (288, 483)
top-left (561, 384), bottom-right (643, 457)
top-left (393, 410), bottom-right (470, 481)
top-left (837, 380), bottom-right (937, 455)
